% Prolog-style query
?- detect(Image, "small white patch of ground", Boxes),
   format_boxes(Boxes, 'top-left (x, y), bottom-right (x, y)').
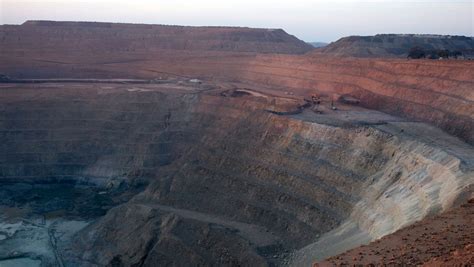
top-left (0, 257), bottom-right (42, 267)
top-left (0, 208), bottom-right (90, 266)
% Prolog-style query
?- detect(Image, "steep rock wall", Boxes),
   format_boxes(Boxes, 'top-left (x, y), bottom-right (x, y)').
top-left (2, 49), bottom-right (471, 143)
top-left (154, 53), bottom-right (474, 144)
top-left (290, 124), bottom-right (474, 265)
top-left (73, 92), bottom-right (473, 265)
top-left (0, 84), bottom-right (200, 185)
top-left (1, 83), bottom-right (472, 265)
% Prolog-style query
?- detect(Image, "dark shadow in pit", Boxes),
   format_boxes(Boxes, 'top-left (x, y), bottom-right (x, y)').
top-left (0, 179), bottom-right (147, 266)
top-left (0, 179), bottom-right (146, 220)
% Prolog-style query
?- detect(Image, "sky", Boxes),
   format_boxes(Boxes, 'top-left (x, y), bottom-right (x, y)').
top-left (0, 0), bottom-right (472, 42)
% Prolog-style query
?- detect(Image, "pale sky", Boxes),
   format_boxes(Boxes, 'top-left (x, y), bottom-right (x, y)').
top-left (0, 0), bottom-right (472, 42)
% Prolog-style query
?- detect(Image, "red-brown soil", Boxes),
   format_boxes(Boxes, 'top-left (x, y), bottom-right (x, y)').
top-left (423, 243), bottom-right (474, 266)
top-left (315, 199), bottom-right (474, 266)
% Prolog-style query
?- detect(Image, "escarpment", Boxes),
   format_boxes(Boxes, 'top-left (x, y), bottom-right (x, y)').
top-left (0, 20), bottom-right (314, 54)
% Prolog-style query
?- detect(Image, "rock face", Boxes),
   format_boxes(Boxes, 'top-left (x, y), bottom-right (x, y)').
top-left (0, 21), bottom-right (314, 55)
top-left (1, 81), bottom-right (472, 266)
top-left (70, 204), bottom-right (268, 266)
top-left (319, 34), bottom-right (474, 58)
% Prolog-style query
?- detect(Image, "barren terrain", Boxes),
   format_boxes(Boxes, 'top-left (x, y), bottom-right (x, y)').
top-left (316, 199), bottom-right (474, 266)
top-left (1, 22), bottom-right (472, 144)
top-left (0, 21), bottom-right (473, 266)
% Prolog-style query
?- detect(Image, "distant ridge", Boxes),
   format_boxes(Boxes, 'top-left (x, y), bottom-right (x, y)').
top-left (319, 34), bottom-right (474, 58)
top-left (10, 20), bottom-right (314, 54)
top-left (308, 42), bottom-right (328, 48)
top-left (22, 20), bottom-right (277, 30)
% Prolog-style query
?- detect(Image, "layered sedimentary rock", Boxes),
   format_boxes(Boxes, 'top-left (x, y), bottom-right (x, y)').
top-left (214, 56), bottom-right (472, 140)
top-left (164, 54), bottom-right (474, 144)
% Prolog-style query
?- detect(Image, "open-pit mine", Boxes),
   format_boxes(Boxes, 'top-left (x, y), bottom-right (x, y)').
top-left (0, 21), bottom-right (473, 266)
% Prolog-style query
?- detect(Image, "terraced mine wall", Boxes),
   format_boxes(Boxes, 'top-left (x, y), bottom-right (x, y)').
top-left (253, 55), bottom-right (474, 144)
top-left (0, 22), bottom-right (473, 265)
top-left (1, 83), bottom-right (472, 266)
top-left (1, 45), bottom-right (472, 144)
top-left (133, 53), bottom-right (473, 145)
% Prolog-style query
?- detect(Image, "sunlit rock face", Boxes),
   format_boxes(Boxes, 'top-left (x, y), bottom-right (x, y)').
top-left (290, 127), bottom-right (473, 266)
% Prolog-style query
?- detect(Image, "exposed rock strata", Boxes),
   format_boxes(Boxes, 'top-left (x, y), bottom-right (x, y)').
top-left (2, 82), bottom-right (471, 265)
top-left (1, 24), bottom-right (472, 143)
